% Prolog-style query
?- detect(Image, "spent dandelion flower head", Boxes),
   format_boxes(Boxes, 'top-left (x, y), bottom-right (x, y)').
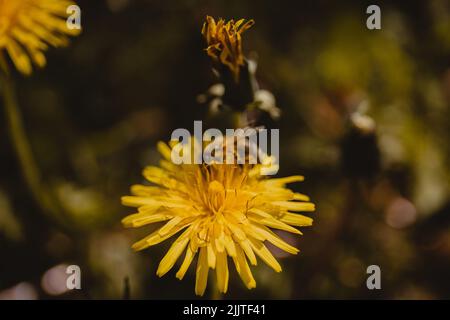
top-left (121, 139), bottom-right (315, 296)
top-left (202, 15), bottom-right (254, 83)
top-left (0, 0), bottom-right (81, 75)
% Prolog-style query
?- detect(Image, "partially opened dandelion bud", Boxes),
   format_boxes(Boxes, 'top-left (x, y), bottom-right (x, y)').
top-left (201, 16), bottom-right (281, 127)
top-left (202, 16), bottom-right (257, 115)
top-left (122, 140), bottom-right (314, 296)
top-left (202, 15), bottom-right (254, 83)
top-left (0, 0), bottom-right (81, 75)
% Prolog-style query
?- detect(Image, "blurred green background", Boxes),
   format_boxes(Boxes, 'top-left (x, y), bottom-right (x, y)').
top-left (0, 0), bottom-right (449, 299)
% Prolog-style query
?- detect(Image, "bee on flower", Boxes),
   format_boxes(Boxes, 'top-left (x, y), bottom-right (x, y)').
top-left (122, 138), bottom-right (314, 296)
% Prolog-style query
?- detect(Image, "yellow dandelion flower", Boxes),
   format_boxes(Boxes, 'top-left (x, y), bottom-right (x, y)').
top-left (201, 15), bottom-right (254, 83)
top-left (0, 0), bottom-right (80, 75)
top-left (122, 140), bottom-right (315, 296)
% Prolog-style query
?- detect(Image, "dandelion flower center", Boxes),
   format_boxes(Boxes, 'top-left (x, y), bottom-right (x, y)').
top-left (0, 1), bottom-right (21, 33)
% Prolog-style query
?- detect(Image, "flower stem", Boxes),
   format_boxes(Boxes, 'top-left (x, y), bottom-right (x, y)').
top-left (0, 69), bottom-right (67, 227)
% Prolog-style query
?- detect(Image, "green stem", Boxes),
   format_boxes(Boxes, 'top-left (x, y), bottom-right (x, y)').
top-left (0, 69), bottom-right (67, 227)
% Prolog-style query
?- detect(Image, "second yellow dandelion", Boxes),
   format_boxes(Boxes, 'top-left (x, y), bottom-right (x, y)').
top-left (0, 0), bottom-right (81, 75)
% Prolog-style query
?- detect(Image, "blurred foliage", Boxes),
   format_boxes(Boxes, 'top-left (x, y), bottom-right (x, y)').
top-left (0, 0), bottom-right (449, 299)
